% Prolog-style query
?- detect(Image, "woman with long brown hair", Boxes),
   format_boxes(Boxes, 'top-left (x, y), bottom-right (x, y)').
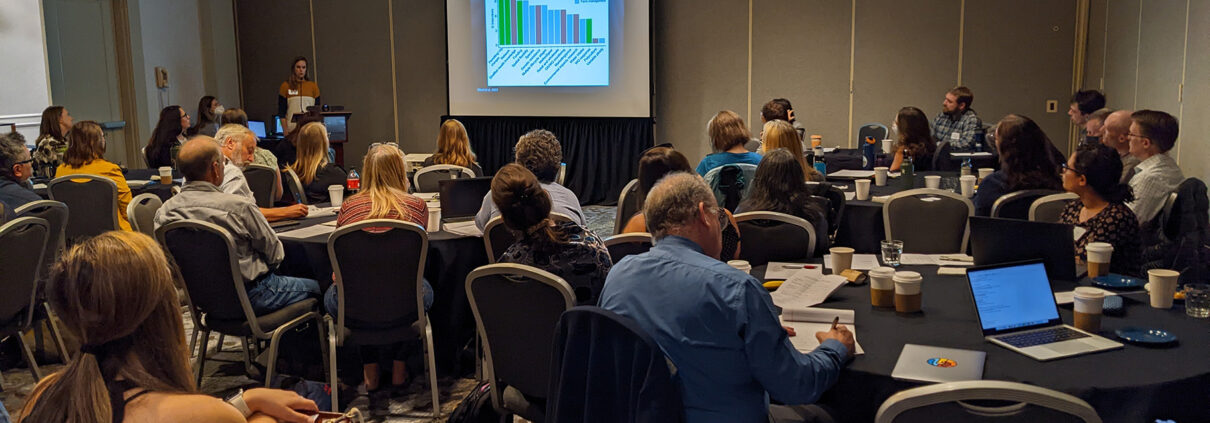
top-left (424, 119), bottom-right (483, 176)
top-left (32, 105), bottom-right (73, 178)
top-left (145, 105), bottom-right (189, 168)
top-left (188, 95), bottom-right (222, 137)
top-left (761, 119), bottom-right (822, 182)
top-left (19, 231), bottom-right (318, 422)
top-left (889, 106), bottom-right (938, 172)
top-left (972, 114), bottom-right (1063, 216)
top-left (288, 122), bottom-right (346, 203)
top-left (278, 56), bottom-right (321, 135)
top-left (56, 121), bottom-right (133, 231)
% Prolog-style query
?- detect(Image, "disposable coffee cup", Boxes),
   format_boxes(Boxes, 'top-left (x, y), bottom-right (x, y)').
top-left (855, 179), bottom-right (871, 201)
top-left (427, 208), bottom-right (441, 232)
top-left (727, 260), bottom-right (752, 275)
top-left (874, 167), bottom-right (889, 186)
top-left (959, 175), bottom-right (976, 198)
top-left (924, 175), bottom-right (941, 189)
top-left (1147, 269), bottom-right (1180, 309)
top-left (893, 271), bottom-right (923, 313)
top-left (869, 267), bottom-right (895, 307)
top-left (829, 247), bottom-right (854, 275)
top-left (1085, 242), bottom-right (1113, 278)
top-left (977, 168), bottom-right (994, 182)
top-left (881, 139), bottom-right (894, 154)
top-left (327, 185), bottom-right (344, 207)
top-left (1072, 287), bottom-right (1105, 332)
top-left (158, 166), bottom-right (173, 184)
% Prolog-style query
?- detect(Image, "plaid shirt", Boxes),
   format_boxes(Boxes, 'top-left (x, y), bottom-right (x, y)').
top-left (932, 109), bottom-right (984, 149)
top-left (1127, 153), bottom-right (1183, 224)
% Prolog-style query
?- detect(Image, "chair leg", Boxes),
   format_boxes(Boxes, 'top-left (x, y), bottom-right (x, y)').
top-left (194, 329), bottom-right (210, 388)
top-left (241, 337), bottom-right (257, 377)
top-left (326, 317), bottom-right (339, 412)
top-left (215, 334), bottom-right (226, 354)
top-left (188, 327), bottom-right (199, 358)
top-left (43, 304), bottom-right (72, 363)
top-left (266, 329), bottom-right (285, 388)
top-left (424, 320), bottom-right (441, 418)
top-left (17, 332), bottom-right (43, 381)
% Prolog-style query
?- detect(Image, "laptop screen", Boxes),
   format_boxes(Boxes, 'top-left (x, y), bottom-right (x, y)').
top-left (247, 121), bottom-right (267, 138)
top-left (439, 177), bottom-right (493, 220)
top-left (967, 261), bottom-right (1061, 335)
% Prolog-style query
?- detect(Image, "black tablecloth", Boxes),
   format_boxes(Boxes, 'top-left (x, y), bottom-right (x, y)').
top-left (751, 263), bottom-right (1210, 422)
top-left (33, 168), bottom-right (181, 202)
top-left (832, 171), bottom-right (963, 253)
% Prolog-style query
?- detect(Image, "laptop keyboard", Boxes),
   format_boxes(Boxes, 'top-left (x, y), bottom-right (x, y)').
top-left (996, 327), bottom-right (1089, 348)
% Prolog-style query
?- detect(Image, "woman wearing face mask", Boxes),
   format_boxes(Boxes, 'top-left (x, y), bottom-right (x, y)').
top-left (279, 56), bottom-right (321, 135)
top-left (188, 96), bottom-right (223, 137)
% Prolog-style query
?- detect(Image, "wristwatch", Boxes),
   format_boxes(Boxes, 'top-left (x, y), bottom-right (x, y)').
top-left (225, 389), bottom-right (253, 418)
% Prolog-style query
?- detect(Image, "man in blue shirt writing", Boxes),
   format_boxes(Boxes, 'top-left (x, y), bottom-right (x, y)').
top-left (599, 172), bottom-right (854, 423)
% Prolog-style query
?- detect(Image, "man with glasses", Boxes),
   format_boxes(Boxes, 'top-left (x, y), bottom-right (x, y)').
top-left (1125, 110), bottom-right (1184, 224)
top-left (0, 132), bottom-right (40, 220)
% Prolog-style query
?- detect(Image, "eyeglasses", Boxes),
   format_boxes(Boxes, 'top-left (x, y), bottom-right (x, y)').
top-left (1127, 132), bottom-right (1147, 139)
top-left (1059, 162), bottom-right (1081, 175)
top-left (14, 158), bottom-right (33, 166)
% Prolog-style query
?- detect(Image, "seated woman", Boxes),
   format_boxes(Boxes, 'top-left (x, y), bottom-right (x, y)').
top-left (761, 119), bottom-right (823, 182)
top-left (493, 163), bottom-right (611, 305)
top-left (424, 119), bottom-right (483, 176)
top-left (972, 114), bottom-right (1062, 216)
top-left (32, 105), bottom-right (73, 179)
top-left (288, 122), bottom-right (347, 204)
top-left (736, 149), bottom-right (830, 254)
top-left (145, 105), bottom-right (189, 168)
top-left (1059, 144), bottom-right (1141, 276)
top-left (324, 143), bottom-right (434, 396)
top-left (889, 106), bottom-right (938, 172)
top-left (55, 121), bottom-right (133, 231)
top-left (20, 231), bottom-right (318, 422)
top-left (187, 95), bottom-right (222, 137)
top-left (622, 146), bottom-right (743, 261)
top-left (695, 110), bottom-right (762, 176)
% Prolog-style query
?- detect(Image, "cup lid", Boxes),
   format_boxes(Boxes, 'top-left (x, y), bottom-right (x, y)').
top-left (893, 271), bottom-right (923, 282)
top-left (727, 259), bottom-right (750, 267)
top-left (829, 246), bottom-right (855, 254)
top-left (874, 166), bottom-right (889, 170)
top-left (959, 175), bottom-right (976, 180)
top-left (1073, 286), bottom-right (1105, 299)
top-left (869, 267), bottom-right (895, 277)
top-left (327, 185), bottom-right (343, 190)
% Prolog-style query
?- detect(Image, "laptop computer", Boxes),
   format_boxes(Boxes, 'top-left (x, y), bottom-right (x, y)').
top-left (892, 344), bottom-right (986, 383)
top-left (438, 177), bottom-right (492, 223)
top-left (247, 120), bottom-right (268, 138)
top-left (966, 259), bottom-right (1122, 361)
top-left (969, 216), bottom-right (1078, 281)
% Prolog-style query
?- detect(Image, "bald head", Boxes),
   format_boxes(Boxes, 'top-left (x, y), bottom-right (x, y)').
top-left (215, 124), bottom-right (257, 167)
top-left (1101, 110), bottom-right (1133, 153)
top-left (178, 136), bottom-right (224, 184)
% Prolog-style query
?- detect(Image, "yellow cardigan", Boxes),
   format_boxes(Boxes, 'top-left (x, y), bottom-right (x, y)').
top-left (55, 160), bottom-right (133, 231)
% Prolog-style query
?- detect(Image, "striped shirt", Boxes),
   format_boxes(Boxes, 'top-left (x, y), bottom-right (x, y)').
top-left (932, 109), bottom-right (983, 149)
top-left (1127, 153), bottom-right (1183, 224)
top-left (336, 192), bottom-right (429, 232)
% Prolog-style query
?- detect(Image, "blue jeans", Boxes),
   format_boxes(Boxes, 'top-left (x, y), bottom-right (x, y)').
top-left (246, 273), bottom-right (321, 315)
top-left (324, 279), bottom-right (434, 316)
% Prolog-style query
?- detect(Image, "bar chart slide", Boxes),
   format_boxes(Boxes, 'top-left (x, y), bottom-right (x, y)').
top-left (484, 0), bottom-right (609, 86)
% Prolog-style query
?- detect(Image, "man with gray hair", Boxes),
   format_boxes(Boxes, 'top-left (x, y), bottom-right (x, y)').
top-left (474, 129), bottom-right (584, 230)
top-left (0, 132), bottom-right (40, 220)
top-left (215, 124), bottom-right (306, 221)
top-left (599, 172), bottom-right (853, 423)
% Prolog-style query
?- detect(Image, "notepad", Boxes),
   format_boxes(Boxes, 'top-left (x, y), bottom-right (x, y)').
top-left (765, 262), bottom-right (823, 280)
top-left (829, 169), bottom-right (876, 178)
top-left (778, 308), bottom-right (865, 355)
top-left (770, 271), bottom-right (847, 310)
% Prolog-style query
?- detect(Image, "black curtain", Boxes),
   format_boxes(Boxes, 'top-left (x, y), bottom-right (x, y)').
top-left (444, 115), bottom-right (653, 205)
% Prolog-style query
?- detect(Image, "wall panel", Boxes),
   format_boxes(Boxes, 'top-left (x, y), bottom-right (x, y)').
top-left (1177, 0), bottom-right (1207, 182)
top-left (392, 0), bottom-right (449, 157)
top-left (235, 0), bottom-right (313, 127)
top-left (1133, 0), bottom-right (1185, 115)
top-left (1101, 0), bottom-right (1140, 109)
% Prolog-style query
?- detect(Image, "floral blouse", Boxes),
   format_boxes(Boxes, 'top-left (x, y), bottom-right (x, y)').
top-left (33, 135), bottom-right (67, 179)
top-left (499, 220), bottom-right (612, 305)
top-left (1059, 201), bottom-right (1141, 276)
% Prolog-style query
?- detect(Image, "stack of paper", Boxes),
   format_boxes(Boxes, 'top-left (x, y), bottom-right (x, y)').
top-left (898, 254), bottom-right (974, 266)
top-left (769, 271), bottom-right (848, 310)
top-left (778, 308), bottom-right (865, 355)
top-left (306, 205), bottom-right (339, 218)
top-left (764, 262), bottom-right (823, 280)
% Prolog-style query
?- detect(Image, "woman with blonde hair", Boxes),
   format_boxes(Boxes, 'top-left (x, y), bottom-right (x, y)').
top-left (20, 231), bottom-right (318, 422)
top-left (696, 110), bottom-right (762, 175)
top-left (55, 121), bottom-right (133, 231)
top-left (424, 119), bottom-right (483, 176)
top-left (761, 119), bottom-right (822, 182)
top-left (288, 121), bottom-right (346, 203)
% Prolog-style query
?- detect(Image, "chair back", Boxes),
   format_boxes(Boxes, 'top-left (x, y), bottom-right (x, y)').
top-left (283, 167), bottom-right (308, 205)
top-left (884, 188), bottom-right (974, 254)
top-left (467, 264), bottom-right (574, 406)
top-left (875, 380), bottom-right (1101, 423)
top-left (932, 141), bottom-right (958, 171)
top-left (735, 211), bottom-right (817, 265)
top-left (1028, 192), bottom-right (1078, 223)
top-left (992, 189), bottom-right (1061, 220)
top-left (243, 164), bottom-right (279, 208)
top-left (328, 219), bottom-right (428, 344)
top-left (156, 220), bottom-right (259, 333)
top-left (858, 123), bottom-right (889, 152)
top-left (614, 179), bottom-right (641, 235)
top-left (603, 233), bottom-right (653, 264)
top-left (704, 163), bottom-right (758, 212)
top-left (0, 217), bottom-right (50, 328)
top-left (546, 306), bottom-right (683, 423)
top-left (807, 181), bottom-right (846, 235)
top-left (483, 216), bottom-right (516, 264)
top-left (47, 174), bottom-right (120, 241)
top-left (414, 164), bottom-right (476, 193)
top-left (15, 201), bottom-right (69, 282)
top-left (126, 193), bottom-right (163, 237)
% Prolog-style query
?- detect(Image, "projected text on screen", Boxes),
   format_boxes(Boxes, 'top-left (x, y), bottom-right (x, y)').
top-left (484, 0), bottom-right (609, 87)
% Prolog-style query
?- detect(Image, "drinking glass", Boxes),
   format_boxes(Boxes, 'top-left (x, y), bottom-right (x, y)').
top-left (1185, 284), bottom-right (1210, 318)
top-left (881, 240), bottom-right (904, 267)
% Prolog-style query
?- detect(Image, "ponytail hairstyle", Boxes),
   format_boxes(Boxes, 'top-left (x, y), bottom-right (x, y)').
top-left (1072, 143), bottom-right (1135, 204)
top-left (491, 163), bottom-right (566, 252)
top-left (21, 231), bottom-right (195, 422)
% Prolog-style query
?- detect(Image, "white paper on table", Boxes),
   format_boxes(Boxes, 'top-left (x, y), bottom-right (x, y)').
top-left (1053, 287), bottom-right (1116, 305)
top-left (898, 254), bottom-right (974, 266)
top-left (414, 192), bottom-right (438, 201)
top-left (306, 205), bottom-right (339, 218)
top-left (320, 220), bottom-right (339, 227)
top-left (871, 195), bottom-right (891, 203)
top-left (1073, 226), bottom-right (1088, 241)
top-left (937, 267), bottom-right (967, 276)
top-left (844, 192), bottom-right (856, 201)
top-left (276, 224), bottom-right (336, 240)
top-left (823, 147), bottom-right (837, 153)
top-left (888, 172), bottom-right (902, 178)
top-left (950, 152), bottom-right (994, 157)
top-left (127, 180), bottom-right (150, 188)
top-left (770, 272), bottom-right (847, 310)
top-left (442, 220), bottom-right (483, 237)
top-left (824, 254), bottom-right (880, 270)
top-left (32, 183), bottom-right (47, 190)
top-left (779, 308), bottom-right (865, 355)
top-left (764, 262), bottom-right (824, 280)
top-left (829, 169), bottom-right (876, 178)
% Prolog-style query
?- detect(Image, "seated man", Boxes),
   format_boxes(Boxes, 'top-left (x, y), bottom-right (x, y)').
top-left (1068, 90), bottom-right (1107, 147)
top-left (474, 129), bottom-right (584, 230)
top-left (0, 132), bottom-right (40, 220)
top-left (214, 124), bottom-right (307, 221)
top-left (931, 86), bottom-right (984, 149)
top-left (155, 137), bottom-right (319, 314)
top-left (599, 172), bottom-right (854, 423)
top-left (1126, 110), bottom-right (1184, 224)
top-left (1101, 110), bottom-right (1140, 183)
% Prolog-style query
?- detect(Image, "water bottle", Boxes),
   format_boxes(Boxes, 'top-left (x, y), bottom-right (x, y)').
top-left (901, 155), bottom-right (915, 189)
top-left (961, 157), bottom-right (973, 176)
top-left (814, 152), bottom-right (827, 177)
top-left (346, 167), bottom-right (360, 193)
top-left (862, 136), bottom-right (877, 170)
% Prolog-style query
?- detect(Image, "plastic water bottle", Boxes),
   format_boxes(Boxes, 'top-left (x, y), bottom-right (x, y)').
top-left (961, 157), bottom-right (973, 176)
top-left (346, 168), bottom-right (360, 193)
top-left (862, 136), bottom-right (877, 170)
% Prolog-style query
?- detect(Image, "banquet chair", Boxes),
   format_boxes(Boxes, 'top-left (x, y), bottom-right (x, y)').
top-left (602, 232), bottom-right (653, 264)
top-left (858, 122), bottom-right (889, 152)
top-left (283, 167), bottom-right (308, 205)
top-left (157, 220), bottom-right (327, 388)
top-left (326, 219), bottom-right (438, 415)
top-left (875, 380), bottom-right (1101, 423)
top-left (884, 188), bottom-right (973, 254)
top-left (243, 164), bottom-right (280, 208)
top-left (127, 193), bottom-right (163, 237)
top-left (483, 213), bottom-right (577, 264)
top-left (0, 217), bottom-right (67, 380)
top-left (807, 181), bottom-right (847, 236)
top-left (15, 200), bottom-right (69, 283)
top-left (47, 174), bottom-right (120, 242)
top-left (704, 163), bottom-right (758, 212)
top-left (734, 211), bottom-right (818, 265)
top-left (613, 179), bottom-right (641, 235)
top-left (467, 263), bottom-right (575, 422)
top-left (1028, 192), bottom-right (1079, 223)
top-left (931, 141), bottom-right (958, 172)
top-left (991, 189), bottom-right (1061, 220)
top-left (413, 164), bottom-right (475, 193)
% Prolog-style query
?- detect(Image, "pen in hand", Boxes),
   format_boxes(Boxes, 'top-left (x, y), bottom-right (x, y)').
top-left (831, 316), bottom-right (840, 330)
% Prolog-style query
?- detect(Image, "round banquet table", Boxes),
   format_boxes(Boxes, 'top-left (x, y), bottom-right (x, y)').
top-left (832, 171), bottom-right (966, 254)
top-left (752, 262), bottom-right (1210, 422)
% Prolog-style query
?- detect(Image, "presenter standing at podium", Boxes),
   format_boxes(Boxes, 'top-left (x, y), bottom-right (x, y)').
top-left (278, 56), bottom-right (320, 135)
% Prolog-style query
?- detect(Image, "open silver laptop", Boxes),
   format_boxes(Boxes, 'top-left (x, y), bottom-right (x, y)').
top-left (892, 344), bottom-right (986, 383)
top-left (966, 259), bottom-right (1122, 361)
